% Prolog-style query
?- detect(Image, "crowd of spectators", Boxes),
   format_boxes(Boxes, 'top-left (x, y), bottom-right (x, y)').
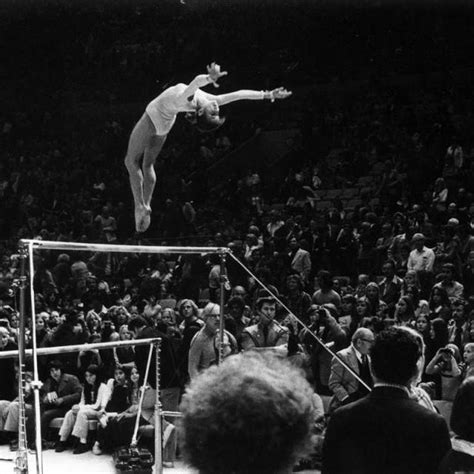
top-left (0, 0), bottom-right (473, 470)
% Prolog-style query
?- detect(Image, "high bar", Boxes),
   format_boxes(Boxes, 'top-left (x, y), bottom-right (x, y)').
top-left (20, 239), bottom-right (230, 255)
top-left (0, 338), bottom-right (161, 359)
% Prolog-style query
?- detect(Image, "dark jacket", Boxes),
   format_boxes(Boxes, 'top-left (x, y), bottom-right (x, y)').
top-left (41, 373), bottom-right (82, 409)
top-left (0, 340), bottom-right (17, 400)
top-left (322, 386), bottom-right (451, 474)
top-left (134, 326), bottom-right (180, 389)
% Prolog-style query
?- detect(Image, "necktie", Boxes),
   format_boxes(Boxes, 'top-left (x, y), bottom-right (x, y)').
top-left (262, 325), bottom-right (269, 346)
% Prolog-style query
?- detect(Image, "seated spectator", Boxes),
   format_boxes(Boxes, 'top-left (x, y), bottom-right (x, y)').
top-left (328, 328), bottom-right (374, 412)
top-left (158, 308), bottom-right (182, 343)
top-left (180, 352), bottom-right (317, 474)
top-left (0, 326), bottom-right (17, 402)
top-left (322, 327), bottom-right (451, 474)
top-left (282, 273), bottom-right (312, 326)
top-left (98, 365), bottom-right (131, 429)
top-left (429, 286), bottom-right (452, 321)
top-left (224, 295), bottom-right (250, 348)
top-left (112, 324), bottom-right (135, 367)
top-left (55, 364), bottom-right (108, 454)
top-left (0, 370), bottom-right (34, 450)
top-left (461, 250), bottom-right (474, 297)
top-left (142, 295), bottom-right (162, 321)
top-left (24, 359), bottom-right (82, 448)
top-left (415, 299), bottom-right (430, 318)
top-left (365, 282), bottom-right (383, 317)
top-left (439, 377), bottom-right (474, 473)
top-left (431, 177), bottom-right (449, 215)
top-left (461, 342), bottom-right (474, 379)
top-left (394, 295), bottom-right (416, 326)
top-left (93, 366), bottom-right (176, 464)
top-left (415, 313), bottom-right (431, 346)
top-left (288, 237), bottom-right (312, 285)
top-left (433, 263), bottom-right (464, 300)
top-left (447, 298), bottom-right (468, 348)
top-left (401, 269), bottom-right (421, 299)
top-left (312, 270), bottom-right (341, 310)
top-left (378, 260), bottom-right (403, 317)
top-left (353, 296), bottom-right (372, 329)
top-left (49, 309), bottom-right (89, 376)
top-left (354, 274), bottom-right (369, 298)
top-left (77, 333), bottom-right (103, 375)
top-left (338, 294), bottom-right (356, 336)
top-left (462, 313), bottom-right (474, 346)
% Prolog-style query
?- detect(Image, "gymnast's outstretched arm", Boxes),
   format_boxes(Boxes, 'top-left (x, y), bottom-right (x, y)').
top-left (182, 62), bottom-right (229, 98)
top-left (206, 87), bottom-right (292, 106)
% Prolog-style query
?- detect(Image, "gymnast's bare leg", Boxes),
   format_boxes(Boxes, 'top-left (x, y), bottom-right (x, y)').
top-left (124, 113), bottom-right (166, 233)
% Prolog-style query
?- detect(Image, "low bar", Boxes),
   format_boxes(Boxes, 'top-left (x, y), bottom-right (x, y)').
top-left (162, 411), bottom-right (183, 418)
top-left (0, 338), bottom-right (161, 359)
top-left (20, 239), bottom-right (230, 255)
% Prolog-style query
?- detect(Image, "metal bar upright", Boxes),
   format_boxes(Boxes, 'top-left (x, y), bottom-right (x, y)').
top-left (27, 242), bottom-right (43, 474)
top-left (218, 252), bottom-right (227, 364)
top-left (154, 340), bottom-right (163, 474)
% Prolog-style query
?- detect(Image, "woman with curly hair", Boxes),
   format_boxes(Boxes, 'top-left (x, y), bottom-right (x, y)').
top-left (180, 352), bottom-right (319, 474)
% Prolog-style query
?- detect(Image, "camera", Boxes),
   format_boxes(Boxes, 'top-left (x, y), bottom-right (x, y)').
top-left (439, 348), bottom-right (453, 356)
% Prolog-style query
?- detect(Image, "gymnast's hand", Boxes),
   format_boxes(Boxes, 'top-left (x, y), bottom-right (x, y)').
top-left (207, 62), bottom-right (228, 87)
top-left (268, 87), bottom-right (292, 101)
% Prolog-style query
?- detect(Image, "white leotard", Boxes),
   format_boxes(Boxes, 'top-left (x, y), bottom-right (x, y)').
top-left (145, 83), bottom-right (199, 136)
top-left (145, 74), bottom-right (265, 136)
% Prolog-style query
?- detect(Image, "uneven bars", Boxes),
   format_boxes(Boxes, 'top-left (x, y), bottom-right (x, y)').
top-left (0, 338), bottom-right (161, 359)
top-left (20, 239), bottom-right (230, 255)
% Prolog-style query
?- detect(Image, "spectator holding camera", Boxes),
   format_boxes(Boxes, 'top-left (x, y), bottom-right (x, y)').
top-left (425, 344), bottom-right (462, 401)
top-left (299, 304), bottom-right (347, 394)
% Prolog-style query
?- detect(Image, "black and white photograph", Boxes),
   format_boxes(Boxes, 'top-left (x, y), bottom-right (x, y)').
top-left (0, 0), bottom-right (474, 472)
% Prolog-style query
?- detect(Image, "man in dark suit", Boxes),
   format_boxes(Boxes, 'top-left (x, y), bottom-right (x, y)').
top-left (378, 259), bottom-right (403, 317)
top-left (322, 326), bottom-right (451, 474)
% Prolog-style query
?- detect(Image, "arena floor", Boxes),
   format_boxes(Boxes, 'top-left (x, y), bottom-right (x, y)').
top-left (0, 446), bottom-right (320, 473)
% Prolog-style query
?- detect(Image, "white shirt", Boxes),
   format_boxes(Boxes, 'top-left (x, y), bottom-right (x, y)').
top-left (407, 246), bottom-right (435, 272)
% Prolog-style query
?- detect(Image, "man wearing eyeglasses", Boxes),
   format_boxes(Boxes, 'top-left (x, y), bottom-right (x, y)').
top-left (188, 303), bottom-right (237, 380)
top-left (322, 327), bottom-right (450, 474)
top-left (328, 328), bottom-right (374, 413)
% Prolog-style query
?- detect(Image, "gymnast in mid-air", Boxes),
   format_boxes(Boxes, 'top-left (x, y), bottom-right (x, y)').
top-left (125, 62), bottom-right (292, 233)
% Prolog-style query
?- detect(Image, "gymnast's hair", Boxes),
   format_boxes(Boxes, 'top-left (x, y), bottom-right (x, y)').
top-left (186, 110), bottom-right (226, 133)
top-left (179, 352), bottom-right (316, 474)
